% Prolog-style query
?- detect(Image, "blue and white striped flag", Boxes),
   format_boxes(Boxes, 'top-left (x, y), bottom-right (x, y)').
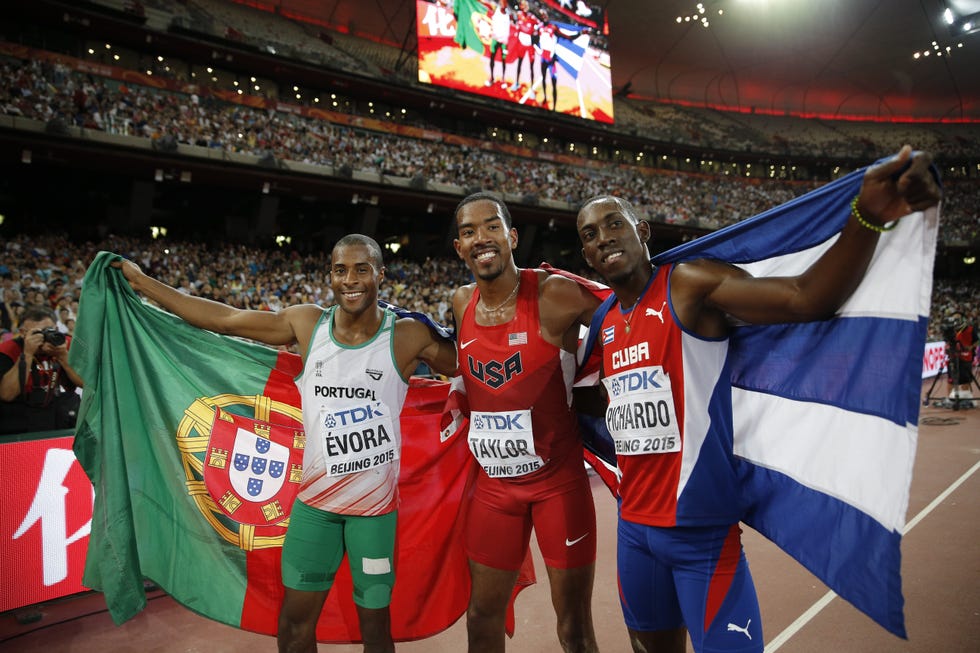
top-left (553, 22), bottom-right (588, 80)
top-left (580, 160), bottom-right (940, 637)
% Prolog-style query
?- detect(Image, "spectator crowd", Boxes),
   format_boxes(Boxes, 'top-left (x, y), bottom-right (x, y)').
top-left (2, 56), bottom-right (978, 242)
top-left (1, 232), bottom-right (976, 350)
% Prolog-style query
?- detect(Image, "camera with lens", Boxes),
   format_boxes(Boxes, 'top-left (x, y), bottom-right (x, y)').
top-left (36, 326), bottom-right (66, 347)
top-left (941, 321), bottom-right (958, 345)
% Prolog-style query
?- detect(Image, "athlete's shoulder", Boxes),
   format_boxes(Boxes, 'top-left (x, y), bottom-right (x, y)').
top-left (452, 283), bottom-right (476, 305)
top-left (392, 314), bottom-right (440, 343)
top-left (538, 269), bottom-right (601, 311)
top-left (281, 302), bottom-right (327, 319)
top-left (279, 303), bottom-right (327, 332)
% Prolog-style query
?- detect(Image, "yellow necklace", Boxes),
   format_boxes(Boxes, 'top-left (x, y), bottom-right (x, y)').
top-left (622, 301), bottom-right (638, 334)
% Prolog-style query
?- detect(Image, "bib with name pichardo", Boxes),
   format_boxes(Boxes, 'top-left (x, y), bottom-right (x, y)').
top-left (598, 264), bottom-right (742, 527)
top-left (459, 269), bottom-right (580, 479)
top-left (296, 307), bottom-right (407, 516)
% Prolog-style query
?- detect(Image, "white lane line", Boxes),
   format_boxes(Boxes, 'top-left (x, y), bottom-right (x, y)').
top-left (764, 458), bottom-right (980, 652)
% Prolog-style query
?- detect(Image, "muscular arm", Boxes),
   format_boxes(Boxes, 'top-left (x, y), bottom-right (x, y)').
top-left (672, 146), bottom-right (942, 335)
top-left (394, 318), bottom-right (458, 378)
top-left (115, 259), bottom-right (298, 346)
top-left (537, 272), bottom-right (601, 351)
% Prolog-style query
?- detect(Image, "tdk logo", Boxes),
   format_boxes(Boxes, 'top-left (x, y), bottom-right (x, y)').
top-left (472, 413), bottom-right (526, 431)
top-left (324, 403), bottom-right (385, 428)
top-left (610, 369), bottom-right (663, 397)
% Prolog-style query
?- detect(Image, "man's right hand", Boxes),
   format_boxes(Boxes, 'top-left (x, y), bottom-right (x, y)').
top-left (110, 259), bottom-right (143, 288)
top-left (22, 329), bottom-right (45, 358)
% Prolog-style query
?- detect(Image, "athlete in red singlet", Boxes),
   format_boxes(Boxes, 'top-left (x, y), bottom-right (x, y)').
top-left (452, 192), bottom-right (602, 653)
top-left (507, 0), bottom-right (540, 91)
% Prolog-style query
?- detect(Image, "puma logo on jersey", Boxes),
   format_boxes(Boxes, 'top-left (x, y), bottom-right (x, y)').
top-left (727, 619), bottom-right (752, 639)
top-left (645, 301), bottom-right (667, 324)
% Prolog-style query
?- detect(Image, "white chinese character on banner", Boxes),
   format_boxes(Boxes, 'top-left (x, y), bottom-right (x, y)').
top-left (13, 448), bottom-right (93, 586)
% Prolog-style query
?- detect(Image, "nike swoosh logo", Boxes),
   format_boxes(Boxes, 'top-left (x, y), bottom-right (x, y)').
top-left (565, 533), bottom-right (589, 547)
top-left (460, 338), bottom-right (478, 349)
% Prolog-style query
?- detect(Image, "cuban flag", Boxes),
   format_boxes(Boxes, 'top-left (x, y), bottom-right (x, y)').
top-left (578, 158), bottom-right (940, 637)
top-left (553, 21), bottom-right (589, 80)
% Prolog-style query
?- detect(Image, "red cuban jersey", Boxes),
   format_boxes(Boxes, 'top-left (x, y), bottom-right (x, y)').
top-left (459, 269), bottom-right (580, 477)
top-left (599, 264), bottom-right (742, 527)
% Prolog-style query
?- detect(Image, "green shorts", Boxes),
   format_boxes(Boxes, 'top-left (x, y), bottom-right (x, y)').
top-left (281, 498), bottom-right (397, 609)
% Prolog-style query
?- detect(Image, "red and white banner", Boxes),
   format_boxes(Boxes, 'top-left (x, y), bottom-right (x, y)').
top-left (0, 436), bottom-right (92, 612)
top-left (922, 341), bottom-right (947, 379)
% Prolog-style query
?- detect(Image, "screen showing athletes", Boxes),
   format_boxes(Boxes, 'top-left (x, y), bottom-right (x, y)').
top-left (416, 0), bottom-right (613, 123)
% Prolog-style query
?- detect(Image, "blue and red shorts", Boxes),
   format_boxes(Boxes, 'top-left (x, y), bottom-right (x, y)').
top-left (617, 519), bottom-right (763, 652)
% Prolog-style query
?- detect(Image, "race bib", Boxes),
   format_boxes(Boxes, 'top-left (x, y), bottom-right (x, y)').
top-left (319, 401), bottom-right (398, 476)
top-left (468, 409), bottom-right (544, 478)
top-left (602, 365), bottom-right (681, 456)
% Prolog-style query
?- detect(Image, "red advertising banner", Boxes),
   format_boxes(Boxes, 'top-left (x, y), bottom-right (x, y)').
top-left (0, 436), bottom-right (92, 612)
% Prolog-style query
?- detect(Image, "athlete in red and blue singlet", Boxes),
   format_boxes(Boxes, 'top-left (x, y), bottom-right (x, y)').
top-left (596, 263), bottom-right (762, 652)
top-left (577, 155), bottom-right (941, 652)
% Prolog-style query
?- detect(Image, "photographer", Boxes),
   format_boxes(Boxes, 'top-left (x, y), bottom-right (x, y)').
top-left (0, 305), bottom-right (83, 434)
top-left (946, 312), bottom-right (978, 403)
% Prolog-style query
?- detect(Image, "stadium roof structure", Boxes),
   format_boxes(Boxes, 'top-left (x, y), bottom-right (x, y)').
top-left (607, 0), bottom-right (980, 122)
top-left (318, 0), bottom-right (980, 123)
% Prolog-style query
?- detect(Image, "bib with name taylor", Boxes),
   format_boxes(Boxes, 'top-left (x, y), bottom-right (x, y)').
top-left (459, 269), bottom-right (581, 479)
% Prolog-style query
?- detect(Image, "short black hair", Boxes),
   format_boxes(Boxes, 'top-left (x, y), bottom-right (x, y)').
top-left (578, 195), bottom-right (642, 225)
top-left (20, 304), bottom-right (56, 324)
top-left (454, 192), bottom-right (513, 231)
top-left (333, 234), bottom-right (384, 269)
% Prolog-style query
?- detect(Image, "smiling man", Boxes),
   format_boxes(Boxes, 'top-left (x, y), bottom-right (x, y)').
top-left (115, 234), bottom-right (457, 653)
top-left (451, 192), bottom-right (602, 653)
top-left (575, 145), bottom-right (942, 653)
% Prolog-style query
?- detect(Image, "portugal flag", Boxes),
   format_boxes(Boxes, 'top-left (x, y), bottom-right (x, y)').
top-left (69, 252), bottom-right (473, 642)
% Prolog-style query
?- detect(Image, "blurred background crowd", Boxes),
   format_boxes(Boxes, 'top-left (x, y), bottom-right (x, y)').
top-left (1, 232), bottom-right (976, 347)
top-left (1, 0), bottom-right (977, 427)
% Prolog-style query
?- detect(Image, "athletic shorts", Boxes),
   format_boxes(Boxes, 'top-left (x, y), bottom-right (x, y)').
top-left (281, 499), bottom-right (397, 609)
top-left (618, 520), bottom-right (763, 653)
top-left (466, 452), bottom-right (596, 571)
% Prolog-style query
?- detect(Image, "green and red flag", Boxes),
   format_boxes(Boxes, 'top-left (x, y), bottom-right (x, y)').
top-left (452, 0), bottom-right (490, 53)
top-left (69, 251), bottom-right (473, 642)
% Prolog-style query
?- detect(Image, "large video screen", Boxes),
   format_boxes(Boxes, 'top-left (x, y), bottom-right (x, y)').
top-left (416, 0), bottom-right (613, 123)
